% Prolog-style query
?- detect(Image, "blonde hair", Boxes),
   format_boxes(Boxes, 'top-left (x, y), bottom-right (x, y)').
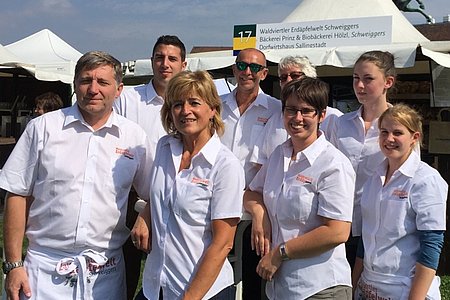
top-left (161, 70), bottom-right (224, 137)
top-left (378, 103), bottom-right (423, 147)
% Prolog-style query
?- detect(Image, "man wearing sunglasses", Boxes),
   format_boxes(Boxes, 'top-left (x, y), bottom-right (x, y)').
top-left (250, 55), bottom-right (343, 168)
top-left (221, 48), bottom-right (283, 187)
top-left (220, 48), bottom-right (284, 300)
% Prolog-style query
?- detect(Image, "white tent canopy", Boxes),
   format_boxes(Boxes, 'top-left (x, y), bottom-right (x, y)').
top-left (283, 0), bottom-right (428, 43)
top-left (125, 0), bottom-right (450, 77)
top-left (260, 0), bottom-right (450, 68)
top-left (0, 44), bottom-right (23, 65)
top-left (3, 29), bottom-right (82, 83)
top-left (131, 50), bottom-right (235, 76)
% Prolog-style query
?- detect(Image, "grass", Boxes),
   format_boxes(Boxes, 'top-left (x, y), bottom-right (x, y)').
top-left (442, 276), bottom-right (450, 300)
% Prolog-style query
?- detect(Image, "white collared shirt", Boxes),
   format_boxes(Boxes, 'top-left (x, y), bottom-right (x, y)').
top-left (143, 134), bottom-right (244, 300)
top-left (249, 134), bottom-right (355, 299)
top-left (114, 80), bottom-right (167, 152)
top-left (0, 104), bottom-right (153, 251)
top-left (329, 106), bottom-right (385, 235)
top-left (220, 89), bottom-right (282, 186)
top-left (360, 152), bottom-right (447, 287)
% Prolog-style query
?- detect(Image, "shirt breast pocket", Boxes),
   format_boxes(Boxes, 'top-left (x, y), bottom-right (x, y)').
top-left (380, 198), bottom-right (411, 237)
top-left (280, 183), bottom-right (317, 223)
top-left (173, 181), bottom-right (212, 224)
top-left (250, 124), bottom-right (265, 145)
top-left (109, 154), bottom-right (139, 191)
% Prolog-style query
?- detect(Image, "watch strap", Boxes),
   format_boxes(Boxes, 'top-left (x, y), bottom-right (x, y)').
top-left (279, 242), bottom-right (290, 261)
top-left (2, 260), bottom-right (24, 274)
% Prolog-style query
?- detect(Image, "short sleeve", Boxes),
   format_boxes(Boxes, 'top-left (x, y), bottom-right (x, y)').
top-left (411, 171), bottom-right (447, 231)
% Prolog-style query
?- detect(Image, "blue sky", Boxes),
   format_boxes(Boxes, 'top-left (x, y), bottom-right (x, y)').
top-left (1, 0), bottom-right (448, 62)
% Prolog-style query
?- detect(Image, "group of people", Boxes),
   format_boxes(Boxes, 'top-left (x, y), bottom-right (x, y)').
top-left (0, 33), bottom-right (447, 300)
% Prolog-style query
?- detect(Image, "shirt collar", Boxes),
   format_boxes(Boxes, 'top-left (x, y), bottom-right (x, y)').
top-left (198, 134), bottom-right (222, 166)
top-left (224, 88), bottom-right (268, 109)
top-left (167, 133), bottom-right (222, 167)
top-left (349, 103), bottom-right (394, 120)
top-left (64, 104), bottom-right (119, 131)
top-left (145, 80), bottom-right (164, 104)
top-left (282, 132), bottom-right (327, 166)
top-left (376, 150), bottom-right (420, 179)
top-left (397, 150), bottom-right (421, 178)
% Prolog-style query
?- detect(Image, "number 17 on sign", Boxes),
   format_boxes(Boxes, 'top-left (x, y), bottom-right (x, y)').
top-left (233, 24), bottom-right (257, 56)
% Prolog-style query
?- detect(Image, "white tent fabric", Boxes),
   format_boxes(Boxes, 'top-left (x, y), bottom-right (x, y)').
top-left (283, 0), bottom-right (429, 43)
top-left (4, 29), bottom-right (82, 83)
top-left (264, 43), bottom-right (419, 68)
top-left (126, 0), bottom-right (450, 77)
top-left (213, 78), bottom-right (236, 96)
top-left (132, 50), bottom-right (235, 76)
top-left (274, 0), bottom-right (450, 68)
top-left (0, 44), bottom-right (23, 65)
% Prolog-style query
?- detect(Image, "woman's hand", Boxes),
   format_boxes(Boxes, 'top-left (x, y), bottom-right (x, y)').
top-left (256, 245), bottom-right (283, 282)
top-left (244, 189), bottom-right (272, 256)
top-left (251, 210), bottom-right (272, 257)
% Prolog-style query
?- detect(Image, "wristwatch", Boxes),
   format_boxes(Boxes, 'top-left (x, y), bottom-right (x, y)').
top-left (2, 260), bottom-right (24, 274)
top-left (279, 242), bottom-right (290, 261)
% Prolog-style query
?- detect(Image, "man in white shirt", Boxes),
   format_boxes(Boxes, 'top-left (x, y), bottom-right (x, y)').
top-left (113, 35), bottom-right (187, 298)
top-left (220, 48), bottom-right (283, 299)
top-left (221, 48), bottom-right (282, 186)
top-left (114, 35), bottom-right (187, 151)
top-left (0, 51), bottom-right (152, 300)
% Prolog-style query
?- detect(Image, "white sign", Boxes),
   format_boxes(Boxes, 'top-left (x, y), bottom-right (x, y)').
top-left (255, 16), bottom-right (392, 51)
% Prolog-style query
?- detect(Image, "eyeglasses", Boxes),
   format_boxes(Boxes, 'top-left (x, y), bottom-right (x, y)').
top-left (279, 72), bottom-right (305, 83)
top-left (235, 61), bottom-right (266, 73)
top-left (283, 106), bottom-right (317, 117)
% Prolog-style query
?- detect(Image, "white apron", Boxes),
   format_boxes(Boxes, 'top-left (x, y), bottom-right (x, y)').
top-left (354, 268), bottom-right (441, 300)
top-left (22, 246), bottom-right (126, 300)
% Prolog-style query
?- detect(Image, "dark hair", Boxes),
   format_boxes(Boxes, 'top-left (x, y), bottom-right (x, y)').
top-left (152, 35), bottom-right (186, 61)
top-left (354, 50), bottom-right (396, 79)
top-left (35, 92), bottom-right (64, 113)
top-left (280, 77), bottom-right (329, 113)
top-left (74, 51), bottom-right (122, 86)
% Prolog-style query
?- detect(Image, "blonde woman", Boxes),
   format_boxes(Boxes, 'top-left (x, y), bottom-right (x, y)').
top-left (135, 71), bottom-right (244, 300)
top-left (353, 104), bottom-right (447, 299)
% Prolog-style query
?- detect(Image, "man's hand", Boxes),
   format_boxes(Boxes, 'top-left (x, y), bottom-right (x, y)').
top-left (5, 267), bottom-right (31, 300)
top-left (130, 202), bottom-right (151, 253)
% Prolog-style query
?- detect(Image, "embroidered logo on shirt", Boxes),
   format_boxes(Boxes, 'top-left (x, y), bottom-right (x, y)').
top-left (115, 147), bottom-right (134, 159)
top-left (392, 189), bottom-right (408, 199)
top-left (296, 174), bottom-right (313, 184)
top-left (192, 177), bottom-right (209, 187)
top-left (257, 117), bottom-right (269, 125)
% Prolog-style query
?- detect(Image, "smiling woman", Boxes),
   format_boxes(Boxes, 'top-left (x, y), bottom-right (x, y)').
top-left (243, 77), bottom-right (356, 299)
top-left (134, 70), bottom-right (245, 300)
top-left (353, 104), bottom-right (448, 299)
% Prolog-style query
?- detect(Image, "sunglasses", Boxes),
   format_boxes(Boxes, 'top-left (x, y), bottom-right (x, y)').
top-left (235, 61), bottom-right (266, 73)
top-left (279, 72), bottom-right (305, 83)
